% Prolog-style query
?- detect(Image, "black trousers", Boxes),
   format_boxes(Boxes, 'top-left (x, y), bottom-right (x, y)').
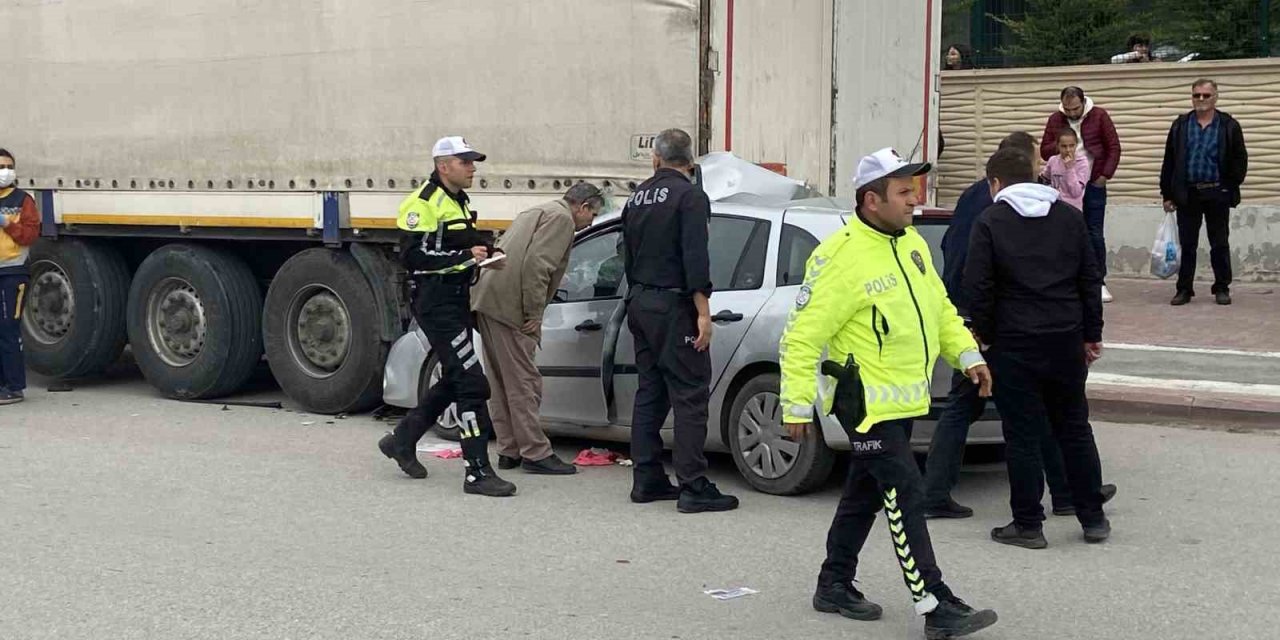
top-left (0, 274), bottom-right (28, 392)
top-left (988, 334), bottom-right (1106, 530)
top-left (393, 279), bottom-right (494, 468)
top-left (819, 419), bottom-right (951, 605)
top-left (924, 371), bottom-right (1071, 507)
top-left (626, 288), bottom-right (710, 486)
top-left (1176, 186), bottom-right (1233, 295)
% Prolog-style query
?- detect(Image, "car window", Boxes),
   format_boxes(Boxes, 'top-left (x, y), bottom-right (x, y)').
top-left (554, 229), bottom-right (624, 302)
top-left (710, 216), bottom-right (769, 291)
top-left (777, 223), bottom-right (820, 286)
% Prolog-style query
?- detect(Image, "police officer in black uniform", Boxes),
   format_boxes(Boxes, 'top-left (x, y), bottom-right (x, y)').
top-left (378, 136), bottom-right (516, 497)
top-left (623, 128), bottom-right (738, 513)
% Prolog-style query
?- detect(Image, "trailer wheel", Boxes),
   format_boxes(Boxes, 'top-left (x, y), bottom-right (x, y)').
top-left (126, 244), bottom-right (263, 399)
top-left (264, 248), bottom-right (386, 414)
top-left (23, 238), bottom-right (130, 378)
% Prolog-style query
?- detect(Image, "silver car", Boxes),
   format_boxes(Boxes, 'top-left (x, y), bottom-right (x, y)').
top-left (382, 196), bottom-right (1001, 495)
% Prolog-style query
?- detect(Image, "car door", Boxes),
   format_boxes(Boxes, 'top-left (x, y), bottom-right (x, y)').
top-left (537, 224), bottom-right (624, 426)
top-left (612, 212), bottom-right (776, 426)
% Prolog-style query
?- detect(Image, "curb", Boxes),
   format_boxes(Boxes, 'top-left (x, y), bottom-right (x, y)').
top-left (1088, 383), bottom-right (1280, 429)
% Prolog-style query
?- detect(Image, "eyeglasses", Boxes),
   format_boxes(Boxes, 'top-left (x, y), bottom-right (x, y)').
top-left (1192, 93), bottom-right (1216, 100)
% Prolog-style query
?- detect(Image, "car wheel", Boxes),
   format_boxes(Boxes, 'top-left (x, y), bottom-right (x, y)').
top-left (420, 353), bottom-right (463, 442)
top-left (727, 372), bottom-right (835, 495)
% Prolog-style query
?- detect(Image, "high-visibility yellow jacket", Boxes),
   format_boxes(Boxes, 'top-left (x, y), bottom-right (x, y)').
top-left (779, 213), bottom-right (984, 433)
top-left (397, 177), bottom-right (485, 275)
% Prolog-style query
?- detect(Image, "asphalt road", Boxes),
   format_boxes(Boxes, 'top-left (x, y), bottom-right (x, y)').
top-left (3, 371), bottom-right (1280, 640)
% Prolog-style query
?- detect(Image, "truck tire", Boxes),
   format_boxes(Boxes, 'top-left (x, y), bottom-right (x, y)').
top-left (263, 248), bottom-right (386, 414)
top-left (126, 244), bottom-right (263, 399)
top-left (23, 238), bottom-right (130, 378)
top-left (726, 373), bottom-right (835, 495)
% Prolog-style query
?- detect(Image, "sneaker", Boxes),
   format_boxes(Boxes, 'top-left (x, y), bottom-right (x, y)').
top-left (1083, 518), bottom-right (1112, 543)
top-left (813, 581), bottom-right (883, 621)
top-left (0, 389), bottom-right (24, 405)
top-left (378, 432), bottom-right (427, 479)
top-left (1171, 291), bottom-right (1193, 306)
top-left (990, 522), bottom-right (1047, 549)
top-left (463, 465), bottom-right (517, 497)
top-left (497, 454), bottom-right (522, 470)
top-left (924, 497), bottom-right (974, 519)
top-left (925, 595), bottom-right (999, 639)
top-left (1052, 483), bottom-right (1117, 516)
top-left (521, 454), bottom-right (577, 475)
top-left (630, 480), bottom-right (682, 503)
top-left (677, 477), bottom-right (740, 513)
top-left (1101, 285), bottom-right (1114, 303)
top-left (1215, 291), bottom-right (1232, 305)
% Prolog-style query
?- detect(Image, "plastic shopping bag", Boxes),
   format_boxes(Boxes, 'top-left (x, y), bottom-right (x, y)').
top-left (1149, 211), bottom-right (1181, 279)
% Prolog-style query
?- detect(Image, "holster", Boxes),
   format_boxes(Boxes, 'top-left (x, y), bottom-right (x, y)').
top-left (821, 354), bottom-right (866, 439)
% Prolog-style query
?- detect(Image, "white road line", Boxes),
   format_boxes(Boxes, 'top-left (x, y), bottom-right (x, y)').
top-left (1108, 343), bottom-right (1280, 359)
top-left (1088, 373), bottom-right (1280, 398)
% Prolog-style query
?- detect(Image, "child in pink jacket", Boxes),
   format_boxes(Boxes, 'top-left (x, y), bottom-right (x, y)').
top-left (1041, 128), bottom-right (1091, 212)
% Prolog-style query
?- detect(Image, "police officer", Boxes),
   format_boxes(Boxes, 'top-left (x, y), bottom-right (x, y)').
top-left (377, 136), bottom-right (516, 497)
top-left (622, 128), bottom-right (737, 513)
top-left (779, 149), bottom-right (997, 636)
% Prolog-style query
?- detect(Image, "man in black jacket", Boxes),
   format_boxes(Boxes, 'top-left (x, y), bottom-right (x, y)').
top-left (965, 148), bottom-right (1111, 549)
top-left (1160, 78), bottom-right (1248, 306)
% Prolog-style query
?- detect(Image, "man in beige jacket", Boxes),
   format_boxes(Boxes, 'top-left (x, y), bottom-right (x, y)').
top-left (472, 183), bottom-right (604, 474)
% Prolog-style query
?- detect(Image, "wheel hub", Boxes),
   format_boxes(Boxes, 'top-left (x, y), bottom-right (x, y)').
top-left (24, 263), bottom-right (75, 345)
top-left (147, 278), bottom-right (207, 367)
top-left (736, 391), bottom-right (800, 479)
top-left (292, 289), bottom-right (351, 374)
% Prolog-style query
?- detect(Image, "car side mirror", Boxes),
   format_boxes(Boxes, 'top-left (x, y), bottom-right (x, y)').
top-left (553, 288), bottom-right (569, 303)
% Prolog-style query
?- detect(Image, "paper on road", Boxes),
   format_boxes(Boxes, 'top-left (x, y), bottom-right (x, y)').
top-left (704, 587), bottom-right (758, 601)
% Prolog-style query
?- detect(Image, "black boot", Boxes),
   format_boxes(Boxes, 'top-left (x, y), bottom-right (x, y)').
top-left (925, 595), bottom-right (998, 639)
top-left (677, 477), bottom-right (739, 513)
top-left (1052, 483), bottom-right (1116, 516)
top-left (378, 432), bottom-right (427, 479)
top-left (631, 470), bottom-right (681, 503)
top-left (497, 454), bottom-right (522, 470)
top-left (522, 454), bottom-right (578, 475)
top-left (924, 497), bottom-right (974, 519)
top-left (463, 462), bottom-right (517, 497)
top-left (812, 581), bottom-right (882, 621)
top-left (990, 522), bottom-right (1047, 549)
top-left (1083, 518), bottom-right (1112, 543)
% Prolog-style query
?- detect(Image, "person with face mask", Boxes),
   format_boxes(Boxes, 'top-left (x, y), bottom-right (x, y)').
top-left (377, 136), bottom-right (517, 497)
top-left (779, 148), bottom-right (997, 638)
top-left (471, 182), bottom-right (605, 476)
top-left (0, 148), bottom-right (39, 405)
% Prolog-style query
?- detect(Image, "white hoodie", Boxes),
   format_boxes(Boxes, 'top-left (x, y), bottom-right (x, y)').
top-left (1059, 96), bottom-right (1095, 166)
top-left (995, 182), bottom-right (1060, 218)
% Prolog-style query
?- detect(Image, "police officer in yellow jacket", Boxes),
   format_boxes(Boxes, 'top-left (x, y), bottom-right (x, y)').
top-left (779, 149), bottom-right (997, 637)
top-left (378, 136), bottom-right (516, 497)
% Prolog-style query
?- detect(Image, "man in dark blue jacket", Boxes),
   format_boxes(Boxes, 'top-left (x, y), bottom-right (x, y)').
top-left (925, 132), bottom-right (1080, 518)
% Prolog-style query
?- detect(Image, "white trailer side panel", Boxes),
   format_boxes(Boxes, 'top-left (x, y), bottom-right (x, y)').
top-left (832, 0), bottom-right (941, 202)
top-left (3, 0), bottom-right (701, 190)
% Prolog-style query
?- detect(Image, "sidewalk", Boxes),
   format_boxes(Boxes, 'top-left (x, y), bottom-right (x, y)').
top-left (1089, 278), bottom-right (1280, 427)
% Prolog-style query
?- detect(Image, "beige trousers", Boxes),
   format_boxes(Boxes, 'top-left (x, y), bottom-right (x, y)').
top-left (475, 313), bottom-right (552, 461)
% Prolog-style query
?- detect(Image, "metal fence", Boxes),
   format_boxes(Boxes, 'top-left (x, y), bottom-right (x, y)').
top-left (942, 0), bottom-right (1277, 69)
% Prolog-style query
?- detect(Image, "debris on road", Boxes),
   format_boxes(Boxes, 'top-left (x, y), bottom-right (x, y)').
top-left (46, 383), bottom-right (73, 393)
top-left (419, 443), bottom-right (463, 459)
top-left (704, 587), bottom-right (758, 601)
top-left (180, 398), bottom-right (285, 409)
top-left (573, 448), bottom-right (630, 466)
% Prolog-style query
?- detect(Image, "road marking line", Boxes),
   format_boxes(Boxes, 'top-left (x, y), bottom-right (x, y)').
top-left (1088, 373), bottom-right (1280, 398)
top-left (1108, 343), bottom-right (1280, 359)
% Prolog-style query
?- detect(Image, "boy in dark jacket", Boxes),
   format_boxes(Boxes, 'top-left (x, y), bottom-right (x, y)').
top-left (964, 147), bottom-right (1111, 549)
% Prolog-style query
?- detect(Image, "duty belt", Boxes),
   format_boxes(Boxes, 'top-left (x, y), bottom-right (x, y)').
top-left (632, 283), bottom-right (686, 294)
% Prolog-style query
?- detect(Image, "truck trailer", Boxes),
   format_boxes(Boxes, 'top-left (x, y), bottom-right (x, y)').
top-left (4, 0), bottom-right (941, 414)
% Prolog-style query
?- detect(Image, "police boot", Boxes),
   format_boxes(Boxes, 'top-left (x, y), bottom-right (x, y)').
top-left (462, 460), bottom-right (517, 497)
top-left (812, 581), bottom-right (883, 621)
top-left (924, 595), bottom-right (998, 639)
top-left (676, 477), bottom-right (739, 513)
top-left (378, 432), bottom-right (427, 479)
top-left (630, 468), bottom-right (681, 503)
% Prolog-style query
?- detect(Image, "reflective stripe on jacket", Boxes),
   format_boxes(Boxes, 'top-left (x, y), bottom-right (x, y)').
top-left (779, 214), bottom-right (983, 433)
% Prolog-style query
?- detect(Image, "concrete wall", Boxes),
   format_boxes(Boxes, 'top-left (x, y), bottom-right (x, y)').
top-left (939, 58), bottom-right (1280, 282)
